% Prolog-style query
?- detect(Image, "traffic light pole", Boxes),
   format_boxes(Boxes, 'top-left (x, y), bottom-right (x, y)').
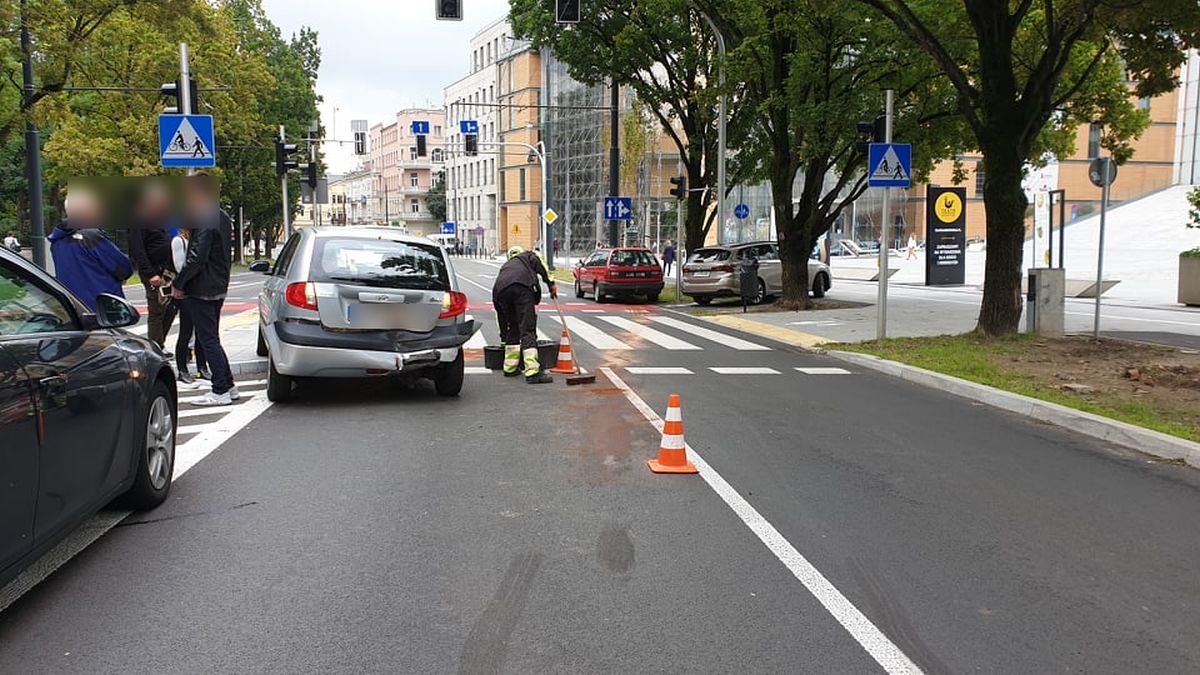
top-left (21, 0), bottom-right (46, 267)
top-left (279, 124), bottom-right (291, 241)
top-left (608, 81), bottom-right (620, 248)
top-left (700, 12), bottom-right (727, 246)
top-left (179, 43), bottom-right (194, 179)
top-left (877, 89), bottom-right (893, 341)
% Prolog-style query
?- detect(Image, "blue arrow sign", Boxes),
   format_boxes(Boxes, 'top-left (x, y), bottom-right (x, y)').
top-left (411, 120), bottom-right (430, 135)
top-left (460, 120), bottom-right (479, 134)
top-left (604, 196), bottom-right (633, 221)
top-left (441, 221), bottom-right (456, 235)
top-left (867, 143), bottom-right (912, 188)
top-left (158, 114), bottom-right (216, 168)
top-left (734, 203), bottom-right (750, 219)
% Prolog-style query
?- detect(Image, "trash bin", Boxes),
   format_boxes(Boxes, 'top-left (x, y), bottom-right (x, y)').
top-left (1025, 268), bottom-right (1065, 336)
top-left (739, 255), bottom-right (760, 309)
top-left (483, 340), bottom-right (559, 371)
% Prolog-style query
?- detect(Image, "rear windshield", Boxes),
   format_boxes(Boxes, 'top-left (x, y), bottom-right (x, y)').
top-left (689, 248), bottom-right (731, 262)
top-left (609, 250), bottom-right (658, 267)
top-left (310, 238), bottom-right (450, 291)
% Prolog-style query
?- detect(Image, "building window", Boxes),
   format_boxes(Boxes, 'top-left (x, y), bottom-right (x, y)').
top-left (410, 172), bottom-right (418, 187)
top-left (432, 148), bottom-right (444, 163)
top-left (1087, 123), bottom-right (1102, 159)
top-left (434, 125), bottom-right (442, 136)
top-left (974, 162), bottom-right (985, 197)
top-left (410, 199), bottom-right (419, 214)
top-left (519, 168), bottom-right (526, 201)
top-left (1138, 97), bottom-right (1151, 111)
top-left (410, 147), bottom-right (418, 160)
top-left (500, 171), bottom-right (506, 201)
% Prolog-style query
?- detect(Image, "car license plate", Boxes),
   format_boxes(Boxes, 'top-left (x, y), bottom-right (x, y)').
top-left (693, 271), bottom-right (710, 278)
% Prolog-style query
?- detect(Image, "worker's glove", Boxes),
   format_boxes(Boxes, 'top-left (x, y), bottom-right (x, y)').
top-left (549, 282), bottom-right (558, 299)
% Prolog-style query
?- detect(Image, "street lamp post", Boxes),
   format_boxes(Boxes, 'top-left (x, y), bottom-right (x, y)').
top-left (700, 11), bottom-right (727, 245)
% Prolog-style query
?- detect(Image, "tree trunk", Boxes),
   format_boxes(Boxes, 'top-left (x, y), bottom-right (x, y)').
top-left (977, 144), bottom-right (1027, 335)
top-left (683, 158), bottom-right (707, 256)
top-left (774, 176), bottom-right (813, 310)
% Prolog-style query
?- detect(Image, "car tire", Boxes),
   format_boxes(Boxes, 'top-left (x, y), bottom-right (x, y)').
top-left (574, 279), bottom-right (584, 298)
top-left (812, 273), bottom-right (828, 298)
top-left (121, 379), bottom-right (176, 510)
top-left (595, 283), bottom-right (608, 303)
top-left (695, 296), bottom-right (712, 306)
top-left (435, 348), bottom-right (465, 397)
top-left (266, 356), bottom-right (293, 402)
top-left (753, 279), bottom-right (767, 305)
top-left (256, 326), bottom-right (268, 357)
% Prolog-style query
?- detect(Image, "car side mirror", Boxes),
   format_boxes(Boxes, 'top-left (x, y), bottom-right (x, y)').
top-left (249, 260), bottom-right (271, 273)
top-left (94, 293), bottom-right (140, 329)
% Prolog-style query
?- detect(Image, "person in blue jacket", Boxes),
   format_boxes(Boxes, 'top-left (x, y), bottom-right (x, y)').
top-left (48, 187), bottom-right (133, 311)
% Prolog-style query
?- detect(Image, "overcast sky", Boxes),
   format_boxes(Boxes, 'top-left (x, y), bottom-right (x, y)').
top-left (261, 0), bottom-right (513, 173)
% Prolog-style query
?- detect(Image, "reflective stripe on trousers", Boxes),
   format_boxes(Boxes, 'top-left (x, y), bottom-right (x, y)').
top-left (522, 347), bottom-right (540, 377)
top-left (502, 344), bottom-right (520, 373)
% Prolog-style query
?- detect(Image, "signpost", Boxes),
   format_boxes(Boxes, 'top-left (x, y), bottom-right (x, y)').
top-left (441, 221), bottom-right (456, 235)
top-left (1088, 157), bottom-right (1118, 338)
top-left (411, 120), bottom-right (430, 135)
top-left (866, 91), bottom-right (907, 339)
top-left (734, 203), bottom-right (750, 220)
top-left (925, 187), bottom-right (966, 286)
top-left (459, 120), bottom-right (479, 134)
top-left (158, 114), bottom-right (215, 168)
top-left (603, 197), bottom-right (633, 221)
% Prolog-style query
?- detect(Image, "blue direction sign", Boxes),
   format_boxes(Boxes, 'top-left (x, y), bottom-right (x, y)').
top-left (734, 203), bottom-right (750, 219)
top-left (440, 221), bottom-right (456, 235)
top-left (460, 120), bottom-right (479, 134)
top-left (604, 196), bottom-right (633, 221)
top-left (411, 120), bottom-right (430, 135)
top-left (867, 143), bottom-right (912, 188)
top-left (158, 114), bottom-right (215, 168)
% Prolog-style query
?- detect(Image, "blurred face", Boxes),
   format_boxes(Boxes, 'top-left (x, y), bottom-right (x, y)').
top-left (184, 179), bottom-right (217, 217)
top-left (138, 183), bottom-right (172, 221)
top-left (65, 189), bottom-right (102, 227)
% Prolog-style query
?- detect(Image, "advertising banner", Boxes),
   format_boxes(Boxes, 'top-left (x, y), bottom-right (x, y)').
top-left (926, 187), bottom-right (967, 285)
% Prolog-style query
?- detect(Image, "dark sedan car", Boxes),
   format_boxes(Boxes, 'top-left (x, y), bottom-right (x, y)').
top-left (1, 247), bottom-right (177, 588)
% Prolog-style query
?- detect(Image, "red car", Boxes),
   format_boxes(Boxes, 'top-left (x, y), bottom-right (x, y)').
top-left (573, 247), bottom-right (664, 303)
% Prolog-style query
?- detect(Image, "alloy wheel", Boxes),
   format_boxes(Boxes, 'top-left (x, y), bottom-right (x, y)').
top-left (145, 396), bottom-right (174, 490)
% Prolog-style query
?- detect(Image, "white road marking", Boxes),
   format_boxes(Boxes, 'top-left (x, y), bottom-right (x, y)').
top-left (710, 367), bottom-right (780, 375)
top-left (582, 309), bottom-right (604, 313)
top-left (465, 366), bottom-right (492, 374)
top-left (478, 273), bottom-right (496, 279)
top-left (650, 316), bottom-right (770, 350)
top-left (457, 274), bottom-right (493, 293)
top-left (600, 368), bottom-right (924, 675)
top-left (465, 330), bottom-right (488, 348)
top-left (595, 315), bottom-right (700, 350)
top-left (546, 315), bottom-right (630, 350)
top-left (796, 367), bottom-right (852, 375)
top-left (626, 367), bottom-right (694, 375)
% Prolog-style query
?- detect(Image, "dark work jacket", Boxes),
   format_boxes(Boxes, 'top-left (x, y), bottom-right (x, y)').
top-left (128, 218), bottom-right (176, 279)
top-left (47, 223), bottom-right (133, 311)
top-left (493, 251), bottom-right (552, 303)
top-left (174, 209), bottom-right (232, 300)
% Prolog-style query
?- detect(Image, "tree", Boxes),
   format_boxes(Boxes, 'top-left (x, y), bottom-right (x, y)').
top-left (509, 0), bottom-right (737, 254)
top-left (857, 0), bottom-right (1200, 334)
top-left (705, 0), bottom-right (964, 307)
top-left (426, 171), bottom-right (447, 223)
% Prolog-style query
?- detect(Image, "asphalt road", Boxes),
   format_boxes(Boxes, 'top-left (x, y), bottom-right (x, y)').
top-left (1, 257), bottom-right (1198, 673)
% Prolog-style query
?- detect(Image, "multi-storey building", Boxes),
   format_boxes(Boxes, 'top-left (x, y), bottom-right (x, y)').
top-left (445, 18), bottom-right (508, 254)
top-left (496, 38), bottom-right (545, 252)
top-left (368, 109), bottom-right (446, 235)
top-left (330, 167), bottom-right (375, 225)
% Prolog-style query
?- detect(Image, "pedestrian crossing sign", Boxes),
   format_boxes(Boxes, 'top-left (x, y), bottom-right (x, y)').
top-left (867, 143), bottom-right (911, 188)
top-left (158, 114), bottom-right (216, 168)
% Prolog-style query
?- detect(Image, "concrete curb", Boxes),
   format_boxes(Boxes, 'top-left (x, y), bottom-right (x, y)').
top-left (229, 359), bottom-right (267, 376)
top-left (830, 350), bottom-right (1200, 470)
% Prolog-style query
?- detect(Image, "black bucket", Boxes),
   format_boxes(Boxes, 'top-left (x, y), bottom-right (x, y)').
top-left (483, 340), bottom-right (559, 371)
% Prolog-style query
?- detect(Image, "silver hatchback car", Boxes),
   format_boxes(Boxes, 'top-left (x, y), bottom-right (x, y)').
top-left (681, 241), bottom-right (832, 305)
top-left (250, 227), bottom-right (476, 401)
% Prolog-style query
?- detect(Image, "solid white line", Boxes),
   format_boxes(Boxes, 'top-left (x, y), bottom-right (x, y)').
top-left (582, 309), bottom-right (604, 313)
top-left (174, 396), bottom-right (273, 476)
top-left (599, 368), bottom-right (923, 675)
top-left (465, 366), bottom-right (491, 375)
top-left (465, 330), bottom-right (488, 348)
top-left (478, 273), bottom-right (496, 279)
top-left (710, 367), bottom-right (780, 375)
top-left (626, 367), bottom-right (694, 375)
top-left (650, 316), bottom-right (770, 350)
top-left (457, 274), bottom-right (493, 293)
top-left (546, 315), bottom-right (630, 350)
top-left (796, 367), bottom-right (852, 375)
top-left (595, 315), bottom-right (700, 350)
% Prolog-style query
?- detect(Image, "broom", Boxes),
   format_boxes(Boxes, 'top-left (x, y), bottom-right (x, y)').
top-left (550, 291), bottom-right (596, 385)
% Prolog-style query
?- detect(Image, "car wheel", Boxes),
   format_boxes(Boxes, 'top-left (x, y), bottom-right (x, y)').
top-left (574, 279), bottom-right (584, 298)
top-left (812, 273), bottom-right (828, 298)
top-left (256, 326), bottom-right (268, 357)
top-left (122, 379), bottom-right (175, 510)
top-left (266, 356), bottom-right (293, 402)
top-left (695, 296), bottom-right (712, 306)
top-left (595, 283), bottom-right (608, 303)
top-left (435, 348), bottom-right (465, 397)
top-left (753, 279), bottom-right (767, 305)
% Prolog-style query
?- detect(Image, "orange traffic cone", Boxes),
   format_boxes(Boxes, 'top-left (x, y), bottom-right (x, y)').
top-left (648, 394), bottom-right (698, 474)
top-left (549, 329), bottom-right (577, 374)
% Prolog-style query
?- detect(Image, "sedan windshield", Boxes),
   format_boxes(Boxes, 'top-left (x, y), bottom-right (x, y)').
top-left (689, 248), bottom-right (731, 263)
top-left (311, 238), bottom-right (450, 291)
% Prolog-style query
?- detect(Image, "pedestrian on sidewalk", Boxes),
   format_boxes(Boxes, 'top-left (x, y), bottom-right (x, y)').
top-left (906, 233), bottom-right (918, 260)
top-left (492, 245), bottom-right (556, 384)
top-left (129, 180), bottom-right (180, 352)
top-left (662, 240), bottom-right (677, 277)
top-left (3, 231), bottom-right (19, 253)
top-left (170, 228), bottom-right (207, 387)
top-left (172, 173), bottom-right (236, 407)
top-left (48, 186), bottom-right (133, 311)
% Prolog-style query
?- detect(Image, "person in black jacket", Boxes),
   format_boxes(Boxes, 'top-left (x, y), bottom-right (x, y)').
top-left (129, 181), bottom-right (179, 350)
top-left (492, 245), bottom-right (556, 383)
top-left (171, 173), bottom-right (236, 406)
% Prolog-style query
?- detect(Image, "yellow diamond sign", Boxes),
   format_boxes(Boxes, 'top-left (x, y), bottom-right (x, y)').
top-left (543, 208), bottom-right (559, 225)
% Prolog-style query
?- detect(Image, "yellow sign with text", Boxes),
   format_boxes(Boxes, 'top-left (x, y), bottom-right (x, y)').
top-left (934, 192), bottom-right (963, 223)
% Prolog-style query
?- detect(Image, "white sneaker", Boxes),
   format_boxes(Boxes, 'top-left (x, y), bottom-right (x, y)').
top-left (177, 378), bottom-right (204, 391)
top-left (190, 390), bottom-right (233, 407)
top-left (228, 385), bottom-right (241, 401)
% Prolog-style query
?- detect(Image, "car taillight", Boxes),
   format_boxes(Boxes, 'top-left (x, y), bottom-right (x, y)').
top-left (713, 264), bottom-right (734, 273)
top-left (285, 282), bottom-right (318, 311)
top-left (439, 290), bottom-right (468, 319)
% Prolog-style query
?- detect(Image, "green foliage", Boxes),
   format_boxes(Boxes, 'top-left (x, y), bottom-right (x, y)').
top-left (426, 171), bottom-right (447, 224)
top-left (1188, 186), bottom-right (1200, 230)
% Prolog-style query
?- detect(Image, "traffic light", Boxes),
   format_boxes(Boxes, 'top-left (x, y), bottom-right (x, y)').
top-left (354, 131), bottom-right (366, 155)
top-left (416, 133), bottom-right (427, 158)
top-left (275, 141), bottom-right (300, 176)
top-left (464, 133), bottom-right (478, 156)
top-left (669, 175), bottom-right (687, 200)
top-left (436, 0), bottom-right (462, 21)
top-left (160, 77), bottom-right (198, 115)
top-left (556, 0), bottom-right (581, 24)
top-left (302, 161), bottom-right (318, 189)
top-left (855, 114), bottom-right (886, 153)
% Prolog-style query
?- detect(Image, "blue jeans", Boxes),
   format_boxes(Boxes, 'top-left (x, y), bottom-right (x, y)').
top-left (179, 297), bottom-right (233, 395)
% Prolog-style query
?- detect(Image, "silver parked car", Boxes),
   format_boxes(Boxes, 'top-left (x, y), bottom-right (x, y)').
top-left (250, 227), bottom-right (476, 401)
top-left (681, 241), bottom-right (832, 305)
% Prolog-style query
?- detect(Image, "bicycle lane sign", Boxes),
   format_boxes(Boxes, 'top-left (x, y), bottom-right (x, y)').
top-left (158, 114), bottom-right (216, 168)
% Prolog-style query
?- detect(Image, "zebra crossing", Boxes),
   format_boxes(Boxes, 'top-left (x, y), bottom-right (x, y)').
top-left (465, 312), bottom-right (775, 353)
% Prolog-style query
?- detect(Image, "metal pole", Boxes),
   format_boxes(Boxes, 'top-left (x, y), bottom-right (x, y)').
top-left (1057, 189), bottom-right (1066, 270)
top-left (279, 124), bottom-right (291, 240)
top-left (540, 145), bottom-right (550, 267)
top-left (675, 198), bottom-right (684, 303)
top-left (20, 0), bottom-right (46, 267)
top-left (608, 81), bottom-right (620, 247)
top-left (701, 12), bottom-right (727, 245)
top-left (179, 43), bottom-right (195, 182)
top-left (1093, 165), bottom-right (1109, 339)
top-left (877, 89), bottom-right (893, 340)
